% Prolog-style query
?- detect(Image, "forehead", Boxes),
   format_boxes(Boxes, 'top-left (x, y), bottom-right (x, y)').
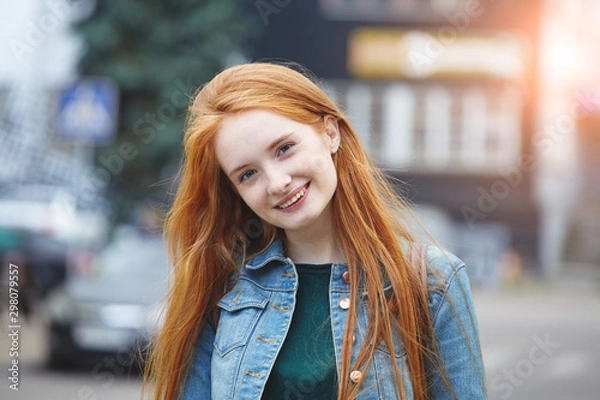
top-left (218, 109), bottom-right (295, 144)
top-left (214, 109), bottom-right (300, 166)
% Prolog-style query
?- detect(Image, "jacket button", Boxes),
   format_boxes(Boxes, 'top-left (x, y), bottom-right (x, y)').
top-left (342, 271), bottom-right (350, 283)
top-left (350, 370), bottom-right (362, 383)
top-left (339, 298), bottom-right (351, 309)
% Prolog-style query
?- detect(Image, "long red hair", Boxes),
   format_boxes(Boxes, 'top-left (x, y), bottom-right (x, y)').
top-left (144, 62), bottom-right (454, 399)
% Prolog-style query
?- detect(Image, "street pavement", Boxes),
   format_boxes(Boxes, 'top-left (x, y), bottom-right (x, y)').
top-left (1, 281), bottom-right (599, 399)
top-left (474, 281), bottom-right (600, 400)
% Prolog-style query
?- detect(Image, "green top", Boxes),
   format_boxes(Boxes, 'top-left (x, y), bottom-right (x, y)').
top-left (262, 263), bottom-right (337, 400)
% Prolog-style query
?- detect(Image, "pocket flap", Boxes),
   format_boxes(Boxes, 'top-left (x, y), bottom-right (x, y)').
top-left (218, 289), bottom-right (269, 312)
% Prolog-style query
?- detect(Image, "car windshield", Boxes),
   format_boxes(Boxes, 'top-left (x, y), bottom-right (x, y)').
top-left (0, 184), bottom-right (70, 202)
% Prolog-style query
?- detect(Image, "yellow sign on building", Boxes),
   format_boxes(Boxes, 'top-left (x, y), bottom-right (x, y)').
top-left (348, 28), bottom-right (527, 80)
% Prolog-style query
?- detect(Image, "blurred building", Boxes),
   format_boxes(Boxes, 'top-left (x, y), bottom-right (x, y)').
top-left (0, 0), bottom-right (109, 210)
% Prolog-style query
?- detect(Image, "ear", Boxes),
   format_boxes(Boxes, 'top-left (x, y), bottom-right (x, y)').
top-left (323, 115), bottom-right (341, 154)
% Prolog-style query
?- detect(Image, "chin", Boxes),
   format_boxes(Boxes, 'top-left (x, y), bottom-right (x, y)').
top-left (285, 215), bottom-right (325, 232)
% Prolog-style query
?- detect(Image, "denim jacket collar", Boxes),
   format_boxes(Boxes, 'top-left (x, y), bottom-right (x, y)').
top-left (244, 238), bottom-right (289, 270)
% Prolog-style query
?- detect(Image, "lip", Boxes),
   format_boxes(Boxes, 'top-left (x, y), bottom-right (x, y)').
top-left (275, 183), bottom-right (310, 210)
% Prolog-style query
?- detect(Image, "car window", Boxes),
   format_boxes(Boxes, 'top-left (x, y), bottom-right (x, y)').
top-left (99, 238), bottom-right (169, 278)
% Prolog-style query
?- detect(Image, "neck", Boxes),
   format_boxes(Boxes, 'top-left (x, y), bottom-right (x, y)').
top-left (283, 223), bottom-right (345, 264)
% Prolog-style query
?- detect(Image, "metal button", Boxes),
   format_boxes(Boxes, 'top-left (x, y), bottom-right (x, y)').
top-left (350, 370), bottom-right (362, 383)
top-left (342, 271), bottom-right (350, 283)
top-left (339, 298), bottom-right (351, 310)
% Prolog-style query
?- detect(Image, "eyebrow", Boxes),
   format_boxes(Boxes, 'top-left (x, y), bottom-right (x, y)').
top-left (227, 131), bottom-right (294, 179)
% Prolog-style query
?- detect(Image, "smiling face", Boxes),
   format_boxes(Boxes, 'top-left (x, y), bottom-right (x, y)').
top-left (214, 109), bottom-right (340, 237)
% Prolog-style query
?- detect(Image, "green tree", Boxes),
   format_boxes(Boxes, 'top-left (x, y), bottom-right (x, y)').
top-left (74, 0), bottom-right (260, 222)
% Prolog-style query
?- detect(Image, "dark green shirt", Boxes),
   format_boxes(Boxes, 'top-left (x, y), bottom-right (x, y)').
top-left (262, 263), bottom-right (337, 400)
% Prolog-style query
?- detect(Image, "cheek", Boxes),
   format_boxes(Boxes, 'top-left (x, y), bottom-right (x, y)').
top-left (237, 187), bottom-right (265, 212)
top-left (322, 157), bottom-right (338, 193)
top-left (306, 151), bottom-right (334, 177)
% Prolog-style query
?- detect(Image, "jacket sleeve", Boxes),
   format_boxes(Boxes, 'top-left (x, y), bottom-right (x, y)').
top-left (427, 251), bottom-right (487, 399)
top-left (180, 319), bottom-right (216, 399)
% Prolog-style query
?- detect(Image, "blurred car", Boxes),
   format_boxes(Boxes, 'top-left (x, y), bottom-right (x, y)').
top-left (44, 229), bottom-right (169, 369)
top-left (0, 183), bottom-right (109, 244)
top-left (0, 228), bottom-right (70, 322)
top-left (0, 184), bottom-right (109, 298)
top-left (14, 229), bottom-right (71, 295)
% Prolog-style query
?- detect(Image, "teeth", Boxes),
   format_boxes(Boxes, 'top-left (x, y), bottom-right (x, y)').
top-left (279, 188), bottom-right (306, 209)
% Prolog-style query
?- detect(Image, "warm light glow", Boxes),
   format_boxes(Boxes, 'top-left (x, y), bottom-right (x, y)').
top-left (541, 22), bottom-right (588, 84)
top-left (540, 2), bottom-right (600, 88)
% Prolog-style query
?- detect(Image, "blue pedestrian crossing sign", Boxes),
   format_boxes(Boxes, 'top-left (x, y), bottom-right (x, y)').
top-left (57, 78), bottom-right (119, 143)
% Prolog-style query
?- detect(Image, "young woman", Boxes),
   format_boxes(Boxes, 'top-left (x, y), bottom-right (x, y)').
top-left (144, 62), bottom-right (486, 399)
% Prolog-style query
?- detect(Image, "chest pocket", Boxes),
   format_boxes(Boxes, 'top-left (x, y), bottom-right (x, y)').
top-left (377, 286), bottom-right (407, 359)
top-left (214, 289), bottom-right (269, 357)
top-left (375, 328), bottom-right (407, 359)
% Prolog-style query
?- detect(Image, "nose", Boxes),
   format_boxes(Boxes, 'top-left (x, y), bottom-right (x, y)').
top-left (265, 166), bottom-right (292, 196)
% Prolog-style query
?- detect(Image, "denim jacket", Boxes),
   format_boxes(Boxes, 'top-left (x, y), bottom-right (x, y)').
top-left (182, 240), bottom-right (486, 399)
